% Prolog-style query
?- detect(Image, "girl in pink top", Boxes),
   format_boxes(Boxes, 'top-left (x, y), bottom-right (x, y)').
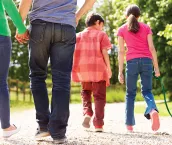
top-left (117, 4), bottom-right (160, 132)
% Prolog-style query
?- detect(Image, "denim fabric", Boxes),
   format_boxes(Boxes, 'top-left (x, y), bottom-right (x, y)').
top-left (29, 19), bottom-right (76, 139)
top-left (125, 57), bottom-right (158, 126)
top-left (0, 35), bottom-right (11, 129)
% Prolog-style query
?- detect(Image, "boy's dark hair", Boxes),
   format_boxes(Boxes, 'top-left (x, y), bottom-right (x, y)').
top-left (85, 12), bottom-right (104, 27)
top-left (125, 4), bottom-right (141, 33)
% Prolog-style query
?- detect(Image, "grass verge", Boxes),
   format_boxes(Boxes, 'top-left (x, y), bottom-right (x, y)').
top-left (135, 102), bottom-right (172, 116)
top-left (10, 85), bottom-right (170, 117)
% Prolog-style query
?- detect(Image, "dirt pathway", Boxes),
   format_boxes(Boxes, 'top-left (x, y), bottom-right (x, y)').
top-left (0, 103), bottom-right (172, 145)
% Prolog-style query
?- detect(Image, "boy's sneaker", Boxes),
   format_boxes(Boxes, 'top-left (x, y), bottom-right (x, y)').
top-left (53, 136), bottom-right (67, 144)
top-left (126, 125), bottom-right (133, 133)
top-left (95, 126), bottom-right (103, 132)
top-left (35, 128), bottom-right (50, 139)
top-left (82, 114), bottom-right (91, 128)
top-left (3, 124), bottom-right (20, 138)
top-left (150, 109), bottom-right (160, 131)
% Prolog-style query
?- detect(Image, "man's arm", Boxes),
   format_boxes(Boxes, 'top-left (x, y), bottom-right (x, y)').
top-left (15, 0), bottom-right (32, 43)
top-left (18, 0), bottom-right (32, 21)
top-left (76, 0), bottom-right (96, 25)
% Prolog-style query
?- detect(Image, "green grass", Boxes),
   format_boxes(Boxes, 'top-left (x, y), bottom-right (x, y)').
top-left (10, 100), bottom-right (34, 113)
top-left (10, 91), bottom-right (32, 102)
top-left (106, 85), bottom-right (145, 103)
top-left (135, 102), bottom-right (172, 116)
top-left (70, 85), bottom-right (148, 103)
top-left (10, 92), bottom-right (34, 112)
top-left (9, 84), bottom-right (171, 117)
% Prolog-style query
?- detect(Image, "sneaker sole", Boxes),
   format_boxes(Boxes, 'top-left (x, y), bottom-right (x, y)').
top-left (82, 116), bottom-right (91, 128)
top-left (35, 132), bottom-right (50, 139)
top-left (3, 127), bottom-right (20, 138)
top-left (151, 111), bottom-right (160, 131)
top-left (95, 128), bottom-right (103, 132)
top-left (53, 138), bottom-right (67, 144)
top-left (126, 126), bottom-right (133, 133)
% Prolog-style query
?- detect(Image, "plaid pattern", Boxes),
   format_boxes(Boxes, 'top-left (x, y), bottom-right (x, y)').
top-left (72, 27), bottom-right (111, 86)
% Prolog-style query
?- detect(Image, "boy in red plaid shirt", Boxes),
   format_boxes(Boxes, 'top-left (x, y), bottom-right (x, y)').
top-left (72, 12), bottom-right (112, 132)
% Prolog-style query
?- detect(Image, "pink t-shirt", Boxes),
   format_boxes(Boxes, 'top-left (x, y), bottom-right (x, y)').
top-left (117, 22), bottom-right (153, 61)
top-left (72, 27), bottom-right (112, 86)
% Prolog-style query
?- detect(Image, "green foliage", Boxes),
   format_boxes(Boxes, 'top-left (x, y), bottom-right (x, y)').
top-left (76, 16), bottom-right (86, 33)
top-left (96, 0), bottom-right (137, 84)
top-left (69, 85), bottom-right (145, 103)
top-left (135, 101), bottom-right (172, 116)
top-left (7, 0), bottom-right (29, 81)
top-left (137, 0), bottom-right (172, 99)
top-left (96, 0), bottom-right (172, 100)
top-left (6, 0), bottom-right (172, 101)
top-left (159, 24), bottom-right (172, 46)
top-left (10, 100), bottom-right (34, 113)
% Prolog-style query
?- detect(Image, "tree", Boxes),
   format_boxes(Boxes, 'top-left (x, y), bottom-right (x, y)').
top-left (76, 16), bottom-right (86, 33)
top-left (96, 0), bottom-right (136, 84)
top-left (7, 0), bottom-right (29, 81)
top-left (137, 0), bottom-right (172, 100)
top-left (96, 0), bottom-right (172, 100)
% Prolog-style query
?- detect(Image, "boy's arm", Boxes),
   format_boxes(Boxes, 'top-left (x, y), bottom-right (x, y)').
top-left (76, 0), bottom-right (96, 25)
top-left (18, 0), bottom-right (32, 21)
top-left (118, 36), bottom-right (125, 84)
top-left (102, 48), bottom-right (112, 78)
top-left (2, 0), bottom-right (26, 34)
top-left (147, 34), bottom-right (160, 77)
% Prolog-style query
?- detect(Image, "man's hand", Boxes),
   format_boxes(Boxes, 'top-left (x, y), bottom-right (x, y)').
top-left (76, 0), bottom-right (96, 25)
top-left (118, 72), bottom-right (124, 84)
top-left (15, 30), bottom-right (29, 44)
top-left (76, 15), bottom-right (80, 26)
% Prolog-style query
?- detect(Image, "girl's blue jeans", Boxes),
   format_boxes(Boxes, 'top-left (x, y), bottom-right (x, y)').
top-left (0, 35), bottom-right (11, 129)
top-left (125, 57), bottom-right (158, 126)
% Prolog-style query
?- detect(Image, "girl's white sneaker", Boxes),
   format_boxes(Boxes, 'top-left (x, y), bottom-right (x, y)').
top-left (3, 124), bottom-right (20, 138)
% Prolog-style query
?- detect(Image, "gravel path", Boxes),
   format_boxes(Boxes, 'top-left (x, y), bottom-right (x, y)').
top-left (0, 103), bottom-right (172, 145)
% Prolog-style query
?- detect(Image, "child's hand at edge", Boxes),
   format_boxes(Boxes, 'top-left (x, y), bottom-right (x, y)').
top-left (118, 72), bottom-right (124, 84)
top-left (155, 68), bottom-right (160, 77)
top-left (108, 69), bottom-right (112, 79)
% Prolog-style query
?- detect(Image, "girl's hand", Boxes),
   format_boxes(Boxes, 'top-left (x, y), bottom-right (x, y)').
top-left (118, 72), bottom-right (124, 84)
top-left (154, 68), bottom-right (160, 77)
top-left (155, 70), bottom-right (160, 77)
top-left (15, 30), bottom-right (29, 44)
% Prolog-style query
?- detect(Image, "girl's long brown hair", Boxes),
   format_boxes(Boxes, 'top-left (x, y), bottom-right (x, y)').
top-left (126, 5), bottom-right (141, 33)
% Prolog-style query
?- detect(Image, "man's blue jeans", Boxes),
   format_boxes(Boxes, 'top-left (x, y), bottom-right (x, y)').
top-left (125, 58), bottom-right (158, 126)
top-left (0, 35), bottom-right (11, 129)
top-left (29, 20), bottom-right (76, 139)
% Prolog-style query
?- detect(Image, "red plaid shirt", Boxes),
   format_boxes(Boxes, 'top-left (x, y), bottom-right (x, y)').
top-left (72, 27), bottom-right (112, 86)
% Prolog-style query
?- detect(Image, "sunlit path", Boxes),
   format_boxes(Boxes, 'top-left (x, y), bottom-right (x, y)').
top-left (0, 103), bottom-right (172, 145)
